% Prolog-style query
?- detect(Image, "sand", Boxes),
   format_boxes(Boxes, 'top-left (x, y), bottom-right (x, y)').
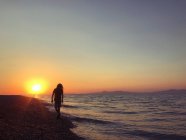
top-left (0, 95), bottom-right (83, 140)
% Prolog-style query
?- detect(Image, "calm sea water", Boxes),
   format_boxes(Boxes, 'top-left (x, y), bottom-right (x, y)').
top-left (42, 92), bottom-right (186, 140)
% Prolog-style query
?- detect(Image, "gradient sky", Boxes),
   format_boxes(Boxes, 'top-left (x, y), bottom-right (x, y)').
top-left (0, 0), bottom-right (186, 94)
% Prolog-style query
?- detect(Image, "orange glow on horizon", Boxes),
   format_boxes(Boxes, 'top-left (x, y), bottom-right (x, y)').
top-left (0, 74), bottom-right (185, 95)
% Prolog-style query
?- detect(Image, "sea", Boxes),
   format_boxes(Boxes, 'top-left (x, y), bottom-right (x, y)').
top-left (41, 92), bottom-right (186, 140)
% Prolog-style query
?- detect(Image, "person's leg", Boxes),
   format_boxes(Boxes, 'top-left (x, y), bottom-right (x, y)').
top-left (56, 107), bottom-right (60, 119)
top-left (56, 102), bottom-right (61, 119)
top-left (55, 102), bottom-right (59, 119)
top-left (58, 106), bottom-right (61, 117)
top-left (55, 107), bottom-right (58, 112)
top-left (55, 101), bottom-right (61, 119)
top-left (55, 102), bottom-right (58, 112)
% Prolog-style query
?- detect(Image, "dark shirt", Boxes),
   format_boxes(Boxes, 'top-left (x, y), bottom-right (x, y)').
top-left (53, 88), bottom-right (63, 102)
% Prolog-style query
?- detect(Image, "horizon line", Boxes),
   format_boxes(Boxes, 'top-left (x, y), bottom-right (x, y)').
top-left (1, 88), bottom-right (186, 95)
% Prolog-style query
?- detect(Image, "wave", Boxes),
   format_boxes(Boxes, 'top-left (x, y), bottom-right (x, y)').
top-left (144, 118), bottom-right (168, 122)
top-left (154, 111), bottom-right (186, 116)
top-left (71, 116), bottom-right (114, 124)
top-left (103, 110), bottom-right (138, 114)
top-left (127, 130), bottom-right (186, 140)
top-left (42, 102), bottom-right (79, 109)
top-left (63, 104), bottom-right (79, 109)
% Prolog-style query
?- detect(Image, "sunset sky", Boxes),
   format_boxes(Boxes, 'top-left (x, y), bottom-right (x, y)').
top-left (0, 0), bottom-right (186, 94)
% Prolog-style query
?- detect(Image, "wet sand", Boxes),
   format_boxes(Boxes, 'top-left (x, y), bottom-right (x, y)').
top-left (0, 95), bottom-right (83, 140)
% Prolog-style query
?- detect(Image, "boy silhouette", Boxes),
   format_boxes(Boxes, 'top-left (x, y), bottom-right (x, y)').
top-left (51, 83), bottom-right (63, 119)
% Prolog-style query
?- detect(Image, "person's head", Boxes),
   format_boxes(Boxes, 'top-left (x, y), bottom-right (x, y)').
top-left (57, 83), bottom-right (63, 89)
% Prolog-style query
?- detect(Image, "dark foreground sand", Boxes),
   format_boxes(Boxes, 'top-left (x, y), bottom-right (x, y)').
top-left (0, 95), bottom-right (83, 140)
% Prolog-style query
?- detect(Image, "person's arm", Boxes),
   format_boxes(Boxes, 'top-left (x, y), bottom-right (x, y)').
top-left (61, 88), bottom-right (64, 103)
top-left (51, 90), bottom-right (55, 103)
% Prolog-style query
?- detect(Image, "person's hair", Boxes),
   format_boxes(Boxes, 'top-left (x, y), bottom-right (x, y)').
top-left (57, 83), bottom-right (63, 89)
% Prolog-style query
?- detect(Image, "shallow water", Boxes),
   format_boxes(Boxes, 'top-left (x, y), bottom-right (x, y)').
top-left (42, 93), bottom-right (186, 140)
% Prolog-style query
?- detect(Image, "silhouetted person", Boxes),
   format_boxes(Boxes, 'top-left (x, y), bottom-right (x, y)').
top-left (51, 83), bottom-right (64, 119)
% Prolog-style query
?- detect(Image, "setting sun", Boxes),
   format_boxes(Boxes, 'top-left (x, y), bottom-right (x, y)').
top-left (32, 84), bottom-right (41, 92)
top-left (25, 78), bottom-right (49, 95)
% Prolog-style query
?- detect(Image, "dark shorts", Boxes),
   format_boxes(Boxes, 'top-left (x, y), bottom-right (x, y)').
top-left (54, 100), bottom-right (61, 108)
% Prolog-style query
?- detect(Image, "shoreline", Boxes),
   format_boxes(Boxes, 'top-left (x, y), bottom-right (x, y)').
top-left (0, 95), bottom-right (83, 140)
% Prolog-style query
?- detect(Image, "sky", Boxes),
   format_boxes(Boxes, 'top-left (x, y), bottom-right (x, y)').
top-left (0, 0), bottom-right (186, 94)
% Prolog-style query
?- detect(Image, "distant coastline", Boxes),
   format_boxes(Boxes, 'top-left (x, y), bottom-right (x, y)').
top-left (85, 89), bottom-right (186, 95)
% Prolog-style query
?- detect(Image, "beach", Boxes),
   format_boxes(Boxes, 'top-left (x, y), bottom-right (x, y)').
top-left (0, 95), bottom-right (83, 140)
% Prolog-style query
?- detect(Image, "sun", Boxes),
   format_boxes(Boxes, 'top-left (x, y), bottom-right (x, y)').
top-left (25, 78), bottom-right (49, 95)
top-left (32, 84), bottom-right (42, 92)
